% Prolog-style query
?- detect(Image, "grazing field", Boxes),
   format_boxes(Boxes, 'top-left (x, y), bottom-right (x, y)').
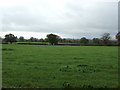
top-left (2, 44), bottom-right (118, 88)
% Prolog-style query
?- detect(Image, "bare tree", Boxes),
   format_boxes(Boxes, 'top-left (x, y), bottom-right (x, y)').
top-left (101, 33), bottom-right (111, 45)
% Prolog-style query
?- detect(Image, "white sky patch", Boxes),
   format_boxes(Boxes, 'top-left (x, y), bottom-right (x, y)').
top-left (0, 31), bottom-right (64, 39)
top-left (1, 31), bottom-right (45, 39)
top-left (1, 31), bottom-right (47, 39)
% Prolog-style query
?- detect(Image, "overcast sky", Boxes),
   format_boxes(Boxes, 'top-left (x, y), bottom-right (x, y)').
top-left (0, 0), bottom-right (119, 39)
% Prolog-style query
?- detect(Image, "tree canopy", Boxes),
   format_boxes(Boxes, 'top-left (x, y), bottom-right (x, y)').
top-left (80, 37), bottom-right (89, 45)
top-left (4, 33), bottom-right (17, 44)
top-left (47, 34), bottom-right (60, 45)
top-left (93, 38), bottom-right (101, 45)
top-left (19, 36), bottom-right (25, 42)
top-left (116, 32), bottom-right (120, 45)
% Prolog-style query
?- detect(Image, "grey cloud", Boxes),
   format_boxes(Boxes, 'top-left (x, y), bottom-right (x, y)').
top-left (1, 0), bottom-right (118, 39)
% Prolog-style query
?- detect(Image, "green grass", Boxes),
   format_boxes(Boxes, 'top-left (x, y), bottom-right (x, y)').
top-left (2, 44), bottom-right (118, 88)
top-left (17, 42), bottom-right (80, 44)
top-left (17, 42), bottom-right (49, 44)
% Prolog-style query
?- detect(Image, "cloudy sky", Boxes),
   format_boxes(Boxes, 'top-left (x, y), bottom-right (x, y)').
top-left (0, 0), bottom-right (119, 39)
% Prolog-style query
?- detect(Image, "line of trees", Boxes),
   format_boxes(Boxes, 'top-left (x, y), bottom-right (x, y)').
top-left (1, 32), bottom-right (120, 46)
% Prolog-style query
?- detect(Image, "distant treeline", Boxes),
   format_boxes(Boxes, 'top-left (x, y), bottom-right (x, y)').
top-left (0, 32), bottom-right (120, 46)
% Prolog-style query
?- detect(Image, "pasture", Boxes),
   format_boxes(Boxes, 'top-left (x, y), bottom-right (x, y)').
top-left (2, 44), bottom-right (118, 88)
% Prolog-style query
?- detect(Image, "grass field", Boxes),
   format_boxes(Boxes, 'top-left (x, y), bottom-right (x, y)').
top-left (2, 44), bottom-right (118, 88)
top-left (16, 42), bottom-right (80, 44)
